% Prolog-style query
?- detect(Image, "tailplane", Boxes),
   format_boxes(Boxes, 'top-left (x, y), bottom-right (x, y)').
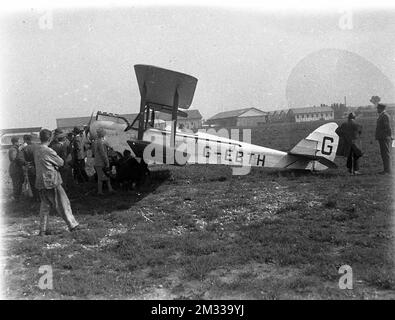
top-left (289, 122), bottom-right (339, 170)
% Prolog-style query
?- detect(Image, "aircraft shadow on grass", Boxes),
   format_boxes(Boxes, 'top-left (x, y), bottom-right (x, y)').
top-left (70, 169), bottom-right (173, 215)
top-left (264, 168), bottom-right (341, 179)
top-left (3, 169), bottom-right (172, 217)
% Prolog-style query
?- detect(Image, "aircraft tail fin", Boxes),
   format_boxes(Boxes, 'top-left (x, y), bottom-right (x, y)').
top-left (289, 122), bottom-right (339, 170)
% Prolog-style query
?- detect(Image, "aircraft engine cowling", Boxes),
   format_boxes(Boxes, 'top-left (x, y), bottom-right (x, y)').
top-left (89, 120), bottom-right (128, 139)
top-left (88, 120), bottom-right (135, 155)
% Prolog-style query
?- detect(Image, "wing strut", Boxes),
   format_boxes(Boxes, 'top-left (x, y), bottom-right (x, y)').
top-left (170, 88), bottom-right (179, 149)
top-left (137, 81), bottom-right (147, 140)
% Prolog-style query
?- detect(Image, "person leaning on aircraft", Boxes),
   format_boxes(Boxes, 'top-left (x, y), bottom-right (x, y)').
top-left (335, 112), bottom-right (363, 175)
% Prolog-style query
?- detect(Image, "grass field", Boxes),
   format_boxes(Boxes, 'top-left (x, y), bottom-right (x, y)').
top-left (1, 118), bottom-right (394, 299)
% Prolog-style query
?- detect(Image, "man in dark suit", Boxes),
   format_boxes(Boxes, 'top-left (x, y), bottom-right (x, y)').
top-left (335, 113), bottom-right (363, 175)
top-left (375, 103), bottom-right (393, 174)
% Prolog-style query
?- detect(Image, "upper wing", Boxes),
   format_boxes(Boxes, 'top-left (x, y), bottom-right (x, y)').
top-left (134, 65), bottom-right (198, 110)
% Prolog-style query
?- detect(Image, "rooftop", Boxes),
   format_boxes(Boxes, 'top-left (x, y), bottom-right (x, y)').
top-left (0, 127), bottom-right (42, 136)
top-left (159, 109), bottom-right (203, 121)
top-left (208, 107), bottom-right (266, 120)
top-left (290, 106), bottom-right (334, 114)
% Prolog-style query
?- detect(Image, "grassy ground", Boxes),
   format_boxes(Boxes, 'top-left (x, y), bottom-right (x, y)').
top-left (1, 118), bottom-right (394, 299)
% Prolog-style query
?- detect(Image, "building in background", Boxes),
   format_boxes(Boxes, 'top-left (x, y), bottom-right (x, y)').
top-left (331, 103), bottom-right (347, 119)
top-left (205, 107), bottom-right (267, 127)
top-left (266, 109), bottom-right (292, 123)
top-left (159, 109), bottom-right (203, 130)
top-left (176, 110), bottom-right (203, 130)
top-left (266, 110), bottom-right (278, 122)
top-left (289, 106), bottom-right (334, 123)
top-left (0, 127), bottom-right (41, 149)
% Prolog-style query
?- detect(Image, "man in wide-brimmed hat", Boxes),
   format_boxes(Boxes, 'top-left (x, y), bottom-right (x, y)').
top-left (370, 95), bottom-right (381, 106)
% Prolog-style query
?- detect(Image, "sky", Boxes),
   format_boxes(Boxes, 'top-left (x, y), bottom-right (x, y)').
top-left (0, 5), bottom-right (395, 129)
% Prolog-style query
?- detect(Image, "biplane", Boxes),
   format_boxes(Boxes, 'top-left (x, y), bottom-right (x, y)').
top-left (87, 65), bottom-right (339, 172)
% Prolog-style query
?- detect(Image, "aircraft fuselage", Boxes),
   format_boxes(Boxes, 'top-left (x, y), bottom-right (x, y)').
top-left (89, 120), bottom-right (321, 170)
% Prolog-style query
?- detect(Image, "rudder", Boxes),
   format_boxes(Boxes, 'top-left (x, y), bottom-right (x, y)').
top-left (290, 122), bottom-right (339, 166)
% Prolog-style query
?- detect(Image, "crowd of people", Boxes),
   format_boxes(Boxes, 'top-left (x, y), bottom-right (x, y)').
top-left (6, 125), bottom-right (140, 235)
top-left (8, 126), bottom-right (109, 199)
